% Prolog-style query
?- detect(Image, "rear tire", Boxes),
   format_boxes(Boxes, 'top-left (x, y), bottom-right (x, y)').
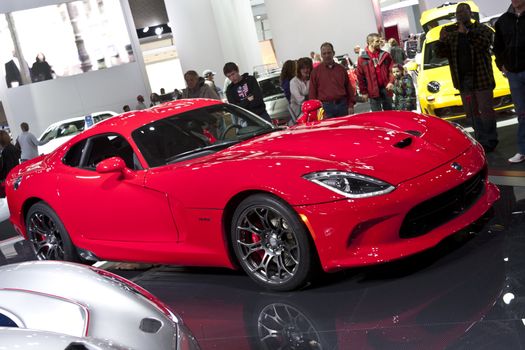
top-left (26, 202), bottom-right (80, 262)
top-left (231, 194), bottom-right (317, 291)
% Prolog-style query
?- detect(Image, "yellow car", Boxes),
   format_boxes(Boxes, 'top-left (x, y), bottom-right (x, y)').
top-left (413, 1), bottom-right (513, 120)
top-left (420, 1), bottom-right (480, 32)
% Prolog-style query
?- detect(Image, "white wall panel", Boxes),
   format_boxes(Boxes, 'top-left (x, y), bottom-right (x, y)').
top-left (265, 0), bottom-right (379, 63)
top-left (3, 62), bottom-right (148, 136)
top-left (165, 0), bottom-right (262, 84)
top-left (0, 0), bottom-right (150, 138)
top-left (420, 0), bottom-right (509, 17)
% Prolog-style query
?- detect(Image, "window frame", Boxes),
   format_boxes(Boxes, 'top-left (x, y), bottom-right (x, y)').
top-left (62, 132), bottom-right (142, 171)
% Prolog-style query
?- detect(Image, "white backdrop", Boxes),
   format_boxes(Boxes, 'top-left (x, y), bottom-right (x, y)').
top-left (0, 0), bottom-right (150, 137)
top-left (264, 0), bottom-right (380, 63)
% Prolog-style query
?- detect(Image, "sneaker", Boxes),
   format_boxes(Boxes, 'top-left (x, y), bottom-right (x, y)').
top-left (508, 153), bottom-right (525, 163)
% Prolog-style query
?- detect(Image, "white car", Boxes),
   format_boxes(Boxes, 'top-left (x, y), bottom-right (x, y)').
top-left (38, 111), bottom-right (117, 155)
top-left (0, 261), bottom-right (199, 350)
top-left (257, 73), bottom-right (291, 124)
top-left (0, 197), bottom-right (8, 222)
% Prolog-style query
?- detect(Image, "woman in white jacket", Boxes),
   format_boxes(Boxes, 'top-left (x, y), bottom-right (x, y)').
top-left (289, 57), bottom-right (313, 119)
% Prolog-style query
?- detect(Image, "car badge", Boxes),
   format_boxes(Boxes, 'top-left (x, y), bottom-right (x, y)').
top-left (451, 162), bottom-right (462, 171)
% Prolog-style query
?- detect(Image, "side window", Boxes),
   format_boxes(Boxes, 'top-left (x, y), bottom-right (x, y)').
top-left (63, 139), bottom-right (88, 167)
top-left (93, 113), bottom-right (114, 123)
top-left (0, 312), bottom-right (19, 327)
top-left (83, 134), bottom-right (139, 170)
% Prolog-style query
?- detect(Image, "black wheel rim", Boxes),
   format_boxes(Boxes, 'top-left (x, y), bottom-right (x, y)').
top-left (235, 206), bottom-right (300, 285)
top-left (27, 212), bottom-right (66, 260)
top-left (258, 303), bottom-right (322, 349)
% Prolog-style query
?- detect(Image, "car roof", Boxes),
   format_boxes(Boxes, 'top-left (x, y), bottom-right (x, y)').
top-left (420, 1), bottom-right (479, 32)
top-left (82, 99), bottom-right (223, 137)
top-left (42, 111), bottom-right (117, 130)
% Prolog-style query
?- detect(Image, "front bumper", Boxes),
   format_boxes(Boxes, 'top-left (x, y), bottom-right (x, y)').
top-left (420, 89), bottom-right (513, 120)
top-left (295, 145), bottom-right (500, 272)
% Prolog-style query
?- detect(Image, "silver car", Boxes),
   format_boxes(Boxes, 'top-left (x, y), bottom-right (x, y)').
top-left (0, 261), bottom-right (199, 350)
top-left (0, 327), bottom-right (129, 350)
top-left (257, 73), bottom-right (291, 124)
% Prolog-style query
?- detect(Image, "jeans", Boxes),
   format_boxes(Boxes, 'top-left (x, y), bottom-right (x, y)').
top-left (322, 100), bottom-right (348, 118)
top-left (459, 89), bottom-right (498, 150)
top-left (506, 70), bottom-right (525, 154)
top-left (369, 87), bottom-right (393, 112)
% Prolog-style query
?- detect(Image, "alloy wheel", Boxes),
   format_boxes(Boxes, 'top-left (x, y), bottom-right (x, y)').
top-left (258, 303), bottom-right (322, 349)
top-left (27, 212), bottom-right (66, 260)
top-left (235, 206), bottom-right (300, 286)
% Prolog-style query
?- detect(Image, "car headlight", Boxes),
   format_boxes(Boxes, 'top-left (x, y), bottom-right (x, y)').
top-left (450, 122), bottom-right (477, 145)
top-left (427, 81), bottom-right (440, 93)
top-left (303, 171), bottom-right (395, 198)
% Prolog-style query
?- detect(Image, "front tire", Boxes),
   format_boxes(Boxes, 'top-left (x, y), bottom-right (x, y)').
top-left (26, 202), bottom-right (80, 262)
top-left (231, 194), bottom-right (317, 291)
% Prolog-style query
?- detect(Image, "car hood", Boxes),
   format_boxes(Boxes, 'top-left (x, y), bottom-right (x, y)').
top-left (216, 113), bottom-right (472, 185)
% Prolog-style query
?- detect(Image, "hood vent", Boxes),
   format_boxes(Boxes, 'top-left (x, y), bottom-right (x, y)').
top-left (394, 137), bottom-right (413, 149)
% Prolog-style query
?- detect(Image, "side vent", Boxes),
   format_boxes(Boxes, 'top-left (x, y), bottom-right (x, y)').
top-left (394, 137), bottom-right (412, 149)
top-left (140, 318), bottom-right (163, 333)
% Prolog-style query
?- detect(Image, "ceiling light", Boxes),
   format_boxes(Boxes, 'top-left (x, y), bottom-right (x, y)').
top-left (155, 27), bottom-right (163, 36)
top-left (143, 26), bottom-right (149, 33)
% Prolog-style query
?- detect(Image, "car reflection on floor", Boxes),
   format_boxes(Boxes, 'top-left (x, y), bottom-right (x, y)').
top-left (1, 184), bottom-right (524, 349)
top-left (125, 186), bottom-right (523, 350)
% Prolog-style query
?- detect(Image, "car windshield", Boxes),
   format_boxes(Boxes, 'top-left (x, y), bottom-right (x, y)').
top-left (423, 41), bottom-right (449, 69)
top-left (39, 120), bottom-right (85, 144)
top-left (258, 75), bottom-right (284, 98)
top-left (132, 104), bottom-right (275, 168)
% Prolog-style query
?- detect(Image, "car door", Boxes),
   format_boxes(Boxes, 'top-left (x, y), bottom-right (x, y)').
top-left (56, 134), bottom-right (178, 243)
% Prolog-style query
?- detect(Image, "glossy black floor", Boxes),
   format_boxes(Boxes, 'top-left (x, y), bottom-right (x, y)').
top-left (1, 118), bottom-right (525, 349)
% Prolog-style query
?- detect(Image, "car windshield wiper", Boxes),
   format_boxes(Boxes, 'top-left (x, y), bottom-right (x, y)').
top-left (166, 140), bottom-right (240, 164)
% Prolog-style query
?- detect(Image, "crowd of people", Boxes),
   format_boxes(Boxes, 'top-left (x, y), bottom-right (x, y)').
top-left (0, 122), bottom-right (41, 188)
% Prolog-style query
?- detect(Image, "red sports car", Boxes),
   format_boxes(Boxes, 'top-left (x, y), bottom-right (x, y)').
top-left (6, 99), bottom-right (499, 291)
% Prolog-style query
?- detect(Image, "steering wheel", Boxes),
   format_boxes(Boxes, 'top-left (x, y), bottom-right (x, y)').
top-left (219, 124), bottom-right (242, 140)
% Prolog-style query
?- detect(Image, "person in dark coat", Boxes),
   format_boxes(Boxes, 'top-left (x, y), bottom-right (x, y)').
top-left (436, 3), bottom-right (498, 152)
top-left (31, 52), bottom-right (54, 82)
top-left (0, 130), bottom-right (19, 182)
top-left (494, 1), bottom-right (525, 163)
top-left (5, 57), bottom-right (23, 88)
top-left (223, 62), bottom-right (271, 122)
top-left (388, 38), bottom-right (407, 65)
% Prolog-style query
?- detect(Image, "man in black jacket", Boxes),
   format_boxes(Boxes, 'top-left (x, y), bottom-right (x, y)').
top-left (494, 0), bottom-right (525, 163)
top-left (223, 62), bottom-right (271, 123)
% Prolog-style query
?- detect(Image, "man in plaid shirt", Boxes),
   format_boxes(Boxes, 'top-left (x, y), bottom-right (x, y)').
top-left (436, 2), bottom-right (498, 152)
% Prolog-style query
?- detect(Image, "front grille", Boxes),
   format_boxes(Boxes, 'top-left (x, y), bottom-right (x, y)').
top-left (434, 96), bottom-right (513, 118)
top-left (434, 105), bottom-right (465, 118)
top-left (400, 168), bottom-right (486, 238)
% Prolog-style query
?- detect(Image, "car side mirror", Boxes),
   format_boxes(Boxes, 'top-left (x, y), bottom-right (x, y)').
top-left (296, 100), bottom-right (324, 125)
top-left (96, 157), bottom-right (135, 179)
